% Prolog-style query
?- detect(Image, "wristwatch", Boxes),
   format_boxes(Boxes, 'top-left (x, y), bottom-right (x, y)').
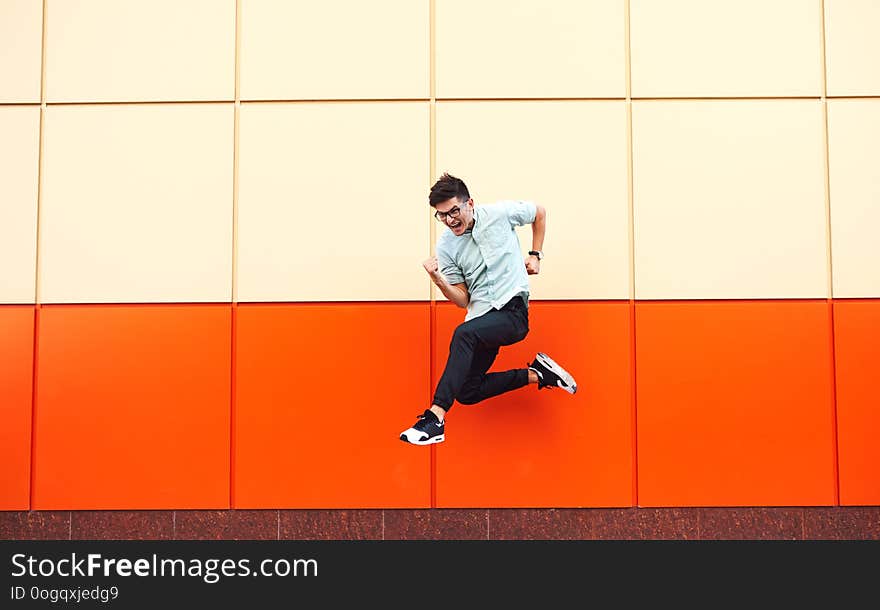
top-left (528, 250), bottom-right (543, 260)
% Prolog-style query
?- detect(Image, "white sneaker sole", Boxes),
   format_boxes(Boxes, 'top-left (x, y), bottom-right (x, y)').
top-left (536, 352), bottom-right (577, 394)
top-left (399, 429), bottom-right (445, 445)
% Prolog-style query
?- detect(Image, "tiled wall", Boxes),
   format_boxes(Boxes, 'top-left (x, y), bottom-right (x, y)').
top-left (1, 1), bottom-right (878, 532)
top-left (2, 508), bottom-right (879, 540)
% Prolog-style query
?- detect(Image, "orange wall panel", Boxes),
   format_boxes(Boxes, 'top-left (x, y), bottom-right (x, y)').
top-left (0, 306), bottom-right (34, 510)
top-left (435, 301), bottom-right (633, 508)
top-left (233, 303), bottom-right (431, 508)
top-left (636, 301), bottom-right (836, 507)
top-left (833, 300), bottom-right (880, 505)
top-left (33, 305), bottom-right (231, 509)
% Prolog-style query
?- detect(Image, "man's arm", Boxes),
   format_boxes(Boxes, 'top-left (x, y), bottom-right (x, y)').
top-left (423, 256), bottom-right (470, 308)
top-left (525, 204), bottom-right (546, 275)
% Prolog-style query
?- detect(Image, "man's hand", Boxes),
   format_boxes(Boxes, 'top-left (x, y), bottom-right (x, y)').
top-left (525, 255), bottom-right (541, 275)
top-left (423, 256), bottom-right (445, 284)
top-left (424, 256), bottom-right (470, 308)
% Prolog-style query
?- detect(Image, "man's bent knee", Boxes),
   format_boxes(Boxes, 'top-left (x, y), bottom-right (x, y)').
top-left (455, 381), bottom-right (483, 405)
top-left (456, 393), bottom-right (482, 406)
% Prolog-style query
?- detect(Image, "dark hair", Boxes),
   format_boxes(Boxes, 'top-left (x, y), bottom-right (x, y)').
top-left (429, 172), bottom-right (470, 207)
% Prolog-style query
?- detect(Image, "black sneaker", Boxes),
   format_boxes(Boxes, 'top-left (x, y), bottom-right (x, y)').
top-left (399, 409), bottom-right (445, 445)
top-left (528, 352), bottom-right (577, 394)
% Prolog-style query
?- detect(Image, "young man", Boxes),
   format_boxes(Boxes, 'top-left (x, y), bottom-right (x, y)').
top-left (400, 173), bottom-right (578, 445)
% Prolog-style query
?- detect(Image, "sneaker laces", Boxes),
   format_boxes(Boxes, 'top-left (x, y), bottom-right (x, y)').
top-left (415, 410), bottom-right (441, 428)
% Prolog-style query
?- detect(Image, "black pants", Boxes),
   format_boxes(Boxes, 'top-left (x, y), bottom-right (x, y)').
top-left (432, 296), bottom-right (530, 410)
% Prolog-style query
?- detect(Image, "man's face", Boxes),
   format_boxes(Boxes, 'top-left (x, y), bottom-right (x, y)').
top-left (434, 197), bottom-right (474, 236)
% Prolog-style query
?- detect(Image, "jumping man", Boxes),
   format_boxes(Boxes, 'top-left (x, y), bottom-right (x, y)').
top-left (400, 173), bottom-right (578, 445)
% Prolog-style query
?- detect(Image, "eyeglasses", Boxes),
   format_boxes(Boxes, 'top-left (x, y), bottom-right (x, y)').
top-left (434, 206), bottom-right (461, 222)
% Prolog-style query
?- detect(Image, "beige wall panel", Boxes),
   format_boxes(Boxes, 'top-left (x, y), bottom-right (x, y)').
top-left (633, 101), bottom-right (827, 299)
top-left (829, 100), bottom-right (880, 297)
top-left (40, 105), bottom-right (233, 303)
top-left (237, 102), bottom-right (429, 302)
top-left (436, 0), bottom-right (625, 99)
top-left (45, 0), bottom-right (234, 102)
top-left (435, 101), bottom-right (629, 300)
top-left (241, 0), bottom-right (429, 100)
top-left (825, 0), bottom-right (880, 96)
top-left (0, 107), bottom-right (40, 303)
top-left (630, 0), bottom-right (822, 97)
top-left (0, 0), bottom-right (42, 102)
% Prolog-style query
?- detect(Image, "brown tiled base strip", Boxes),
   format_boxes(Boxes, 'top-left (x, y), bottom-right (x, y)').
top-left (2, 508), bottom-right (879, 540)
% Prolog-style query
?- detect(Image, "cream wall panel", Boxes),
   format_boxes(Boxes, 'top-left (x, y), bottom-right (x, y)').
top-left (0, 0), bottom-right (42, 102)
top-left (237, 102), bottom-right (429, 302)
top-left (40, 105), bottom-right (233, 303)
top-left (825, 0), bottom-right (880, 96)
top-left (241, 0), bottom-right (429, 100)
top-left (436, 0), bottom-right (625, 99)
top-left (632, 101), bottom-right (827, 299)
top-left (0, 107), bottom-right (40, 303)
top-left (435, 101), bottom-right (629, 300)
top-left (45, 0), bottom-right (234, 102)
top-left (630, 0), bottom-right (822, 97)
top-left (829, 100), bottom-right (880, 297)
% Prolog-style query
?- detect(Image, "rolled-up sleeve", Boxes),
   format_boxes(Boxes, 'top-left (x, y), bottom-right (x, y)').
top-left (504, 200), bottom-right (537, 227)
top-left (437, 246), bottom-right (464, 285)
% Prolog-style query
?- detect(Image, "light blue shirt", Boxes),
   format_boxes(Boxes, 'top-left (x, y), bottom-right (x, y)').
top-left (437, 200), bottom-right (537, 321)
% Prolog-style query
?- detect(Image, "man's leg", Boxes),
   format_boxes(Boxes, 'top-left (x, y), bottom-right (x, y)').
top-left (400, 297), bottom-right (530, 446)
top-left (455, 343), bottom-right (529, 405)
top-left (432, 298), bottom-right (529, 411)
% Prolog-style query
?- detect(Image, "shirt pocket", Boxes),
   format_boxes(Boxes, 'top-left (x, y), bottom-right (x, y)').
top-left (485, 219), bottom-right (511, 242)
top-left (480, 223), bottom-right (513, 266)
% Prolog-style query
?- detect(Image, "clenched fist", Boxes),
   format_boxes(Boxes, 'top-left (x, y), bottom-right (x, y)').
top-left (423, 256), bottom-right (445, 283)
top-left (525, 255), bottom-right (541, 275)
